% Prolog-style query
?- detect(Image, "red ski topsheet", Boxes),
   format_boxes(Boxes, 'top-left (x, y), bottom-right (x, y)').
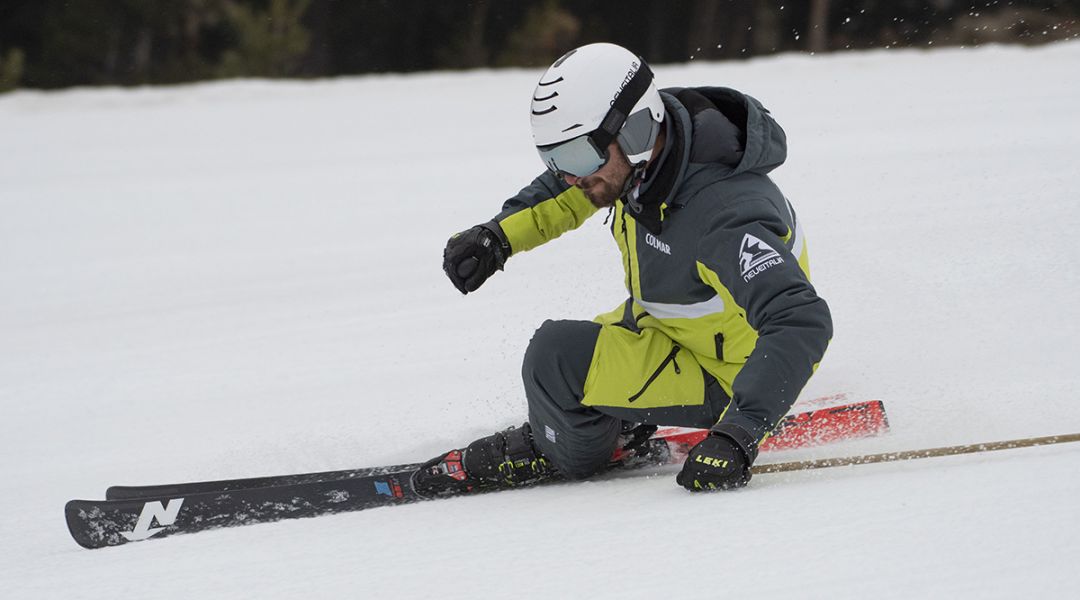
top-left (650, 399), bottom-right (889, 457)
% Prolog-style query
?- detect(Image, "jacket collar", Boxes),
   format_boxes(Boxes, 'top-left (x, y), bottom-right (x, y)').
top-left (622, 92), bottom-right (692, 235)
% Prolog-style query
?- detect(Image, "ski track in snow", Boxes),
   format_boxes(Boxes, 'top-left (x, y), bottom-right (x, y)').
top-left (2, 42), bottom-right (1079, 598)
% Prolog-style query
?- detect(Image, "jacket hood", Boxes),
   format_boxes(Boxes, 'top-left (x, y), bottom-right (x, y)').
top-left (625, 87), bottom-right (787, 234)
top-left (667, 86), bottom-right (787, 177)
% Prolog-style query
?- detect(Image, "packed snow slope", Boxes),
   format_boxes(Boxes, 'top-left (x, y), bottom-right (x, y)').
top-left (3, 41), bottom-right (1079, 598)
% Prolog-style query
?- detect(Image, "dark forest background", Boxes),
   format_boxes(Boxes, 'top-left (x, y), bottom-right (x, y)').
top-left (1, 0), bottom-right (1078, 92)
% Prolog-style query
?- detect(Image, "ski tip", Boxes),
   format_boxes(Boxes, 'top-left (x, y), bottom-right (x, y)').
top-left (65, 499), bottom-right (108, 550)
top-left (867, 399), bottom-right (890, 432)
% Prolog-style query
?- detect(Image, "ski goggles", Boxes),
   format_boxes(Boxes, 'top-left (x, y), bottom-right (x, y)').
top-left (536, 61), bottom-right (655, 179)
top-left (537, 107), bottom-right (660, 178)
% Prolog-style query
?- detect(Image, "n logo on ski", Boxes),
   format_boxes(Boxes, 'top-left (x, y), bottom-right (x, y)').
top-left (121, 498), bottom-right (185, 541)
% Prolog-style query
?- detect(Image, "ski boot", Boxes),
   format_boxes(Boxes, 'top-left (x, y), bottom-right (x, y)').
top-left (607, 421), bottom-right (659, 465)
top-left (412, 423), bottom-right (554, 497)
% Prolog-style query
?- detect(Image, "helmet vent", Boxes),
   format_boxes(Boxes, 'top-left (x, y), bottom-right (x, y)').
top-left (537, 76), bottom-right (563, 87)
top-left (532, 105), bottom-right (557, 116)
top-left (533, 90), bottom-right (558, 102)
top-left (561, 123), bottom-right (583, 133)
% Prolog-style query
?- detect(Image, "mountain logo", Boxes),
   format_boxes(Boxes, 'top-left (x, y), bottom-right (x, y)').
top-left (739, 233), bottom-right (784, 282)
top-left (121, 498), bottom-right (185, 541)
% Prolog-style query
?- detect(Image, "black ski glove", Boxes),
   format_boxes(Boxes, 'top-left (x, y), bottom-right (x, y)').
top-left (443, 221), bottom-right (510, 294)
top-left (677, 423), bottom-right (758, 492)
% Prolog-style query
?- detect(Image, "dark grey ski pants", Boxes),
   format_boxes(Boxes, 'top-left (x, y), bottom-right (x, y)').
top-left (523, 319), bottom-right (731, 479)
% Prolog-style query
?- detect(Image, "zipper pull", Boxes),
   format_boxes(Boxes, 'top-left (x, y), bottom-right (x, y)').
top-left (671, 345), bottom-right (681, 374)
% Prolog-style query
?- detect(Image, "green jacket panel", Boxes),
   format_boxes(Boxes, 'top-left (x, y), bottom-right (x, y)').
top-left (493, 173), bottom-right (596, 254)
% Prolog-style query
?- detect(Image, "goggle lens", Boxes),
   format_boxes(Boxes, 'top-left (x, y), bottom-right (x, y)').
top-left (536, 134), bottom-right (607, 178)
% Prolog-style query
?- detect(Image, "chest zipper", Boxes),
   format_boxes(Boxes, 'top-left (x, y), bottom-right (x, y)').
top-left (627, 345), bottom-right (682, 403)
top-left (621, 208), bottom-right (635, 296)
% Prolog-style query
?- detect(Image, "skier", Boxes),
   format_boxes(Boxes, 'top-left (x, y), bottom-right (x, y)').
top-left (416, 42), bottom-right (832, 494)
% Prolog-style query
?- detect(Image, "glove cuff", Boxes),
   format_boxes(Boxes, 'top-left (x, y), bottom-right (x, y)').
top-left (708, 422), bottom-right (759, 464)
top-left (479, 221), bottom-right (511, 269)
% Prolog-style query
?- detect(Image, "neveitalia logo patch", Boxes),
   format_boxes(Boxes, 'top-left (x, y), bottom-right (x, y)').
top-left (739, 233), bottom-right (783, 282)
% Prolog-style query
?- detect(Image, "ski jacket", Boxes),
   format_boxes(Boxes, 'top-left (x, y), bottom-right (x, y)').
top-left (491, 87), bottom-right (832, 441)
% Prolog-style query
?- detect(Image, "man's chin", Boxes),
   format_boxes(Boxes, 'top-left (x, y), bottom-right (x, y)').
top-left (582, 188), bottom-right (617, 208)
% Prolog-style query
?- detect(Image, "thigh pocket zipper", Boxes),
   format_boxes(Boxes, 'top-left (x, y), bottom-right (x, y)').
top-left (627, 345), bottom-right (681, 403)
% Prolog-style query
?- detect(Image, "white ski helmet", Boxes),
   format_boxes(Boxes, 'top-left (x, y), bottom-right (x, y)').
top-left (530, 43), bottom-right (664, 178)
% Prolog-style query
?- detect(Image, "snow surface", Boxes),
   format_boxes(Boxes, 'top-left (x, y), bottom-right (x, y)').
top-left (3, 42), bottom-right (1080, 598)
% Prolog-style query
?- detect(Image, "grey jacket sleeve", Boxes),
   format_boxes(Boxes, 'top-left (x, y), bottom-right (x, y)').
top-left (493, 171), bottom-right (572, 221)
top-left (696, 197), bottom-right (833, 441)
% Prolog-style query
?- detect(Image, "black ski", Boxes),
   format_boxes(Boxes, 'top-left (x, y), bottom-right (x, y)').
top-left (66, 439), bottom-right (677, 550)
top-left (67, 469), bottom-right (422, 549)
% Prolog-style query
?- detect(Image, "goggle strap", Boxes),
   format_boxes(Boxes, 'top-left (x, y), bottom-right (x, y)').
top-left (592, 60), bottom-right (654, 150)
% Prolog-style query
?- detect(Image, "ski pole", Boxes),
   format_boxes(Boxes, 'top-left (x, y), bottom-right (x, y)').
top-left (754, 432), bottom-right (1080, 474)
